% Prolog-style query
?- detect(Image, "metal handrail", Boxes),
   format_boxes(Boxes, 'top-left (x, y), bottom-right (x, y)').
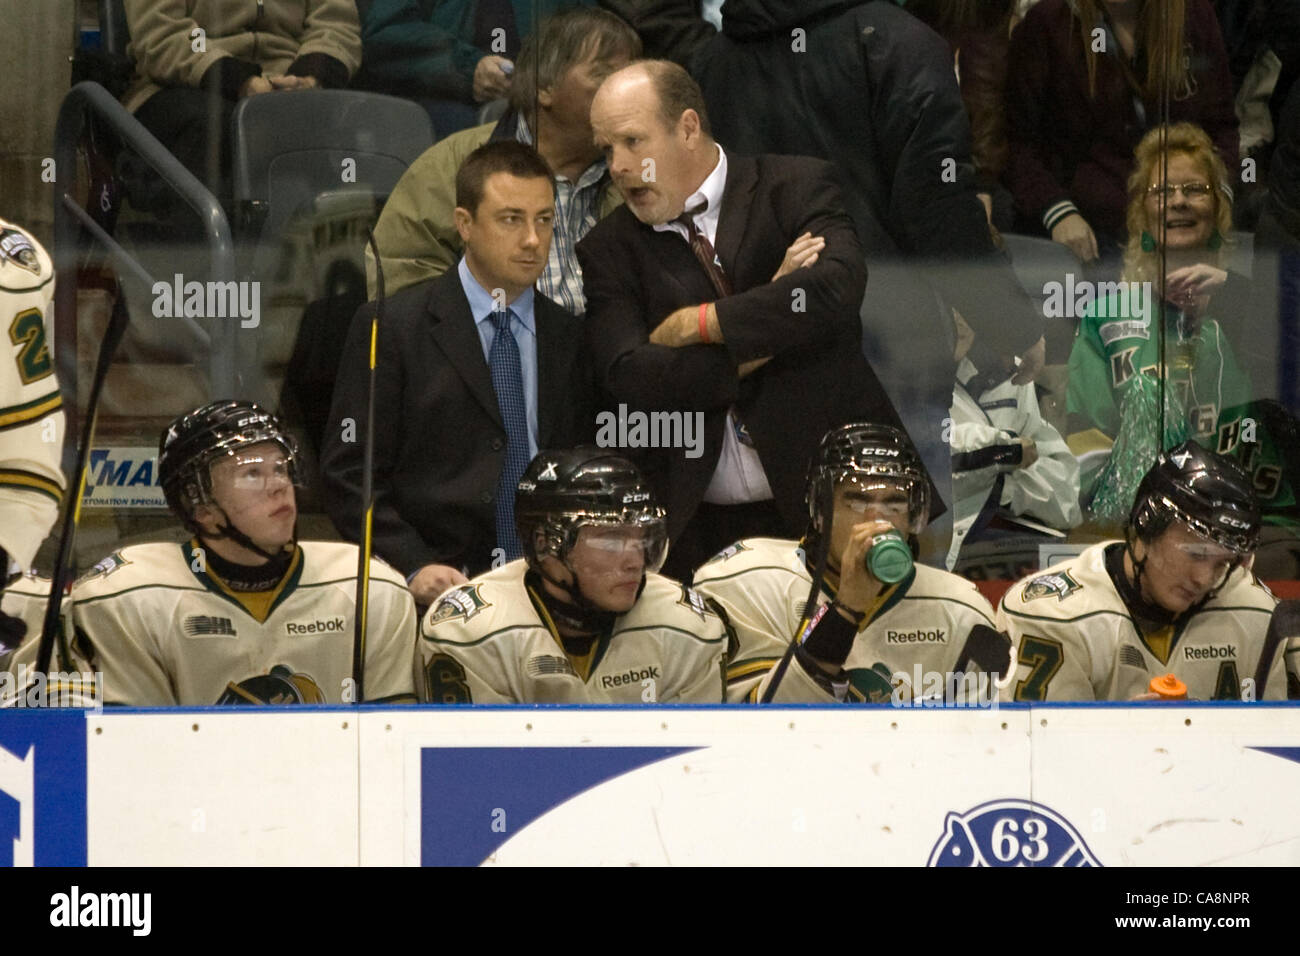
top-left (52, 80), bottom-right (239, 467)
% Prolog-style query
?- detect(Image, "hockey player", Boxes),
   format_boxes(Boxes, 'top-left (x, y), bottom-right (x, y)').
top-left (60, 400), bottom-right (417, 705)
top-left (693, 423), bottom-right (1009, 704)
top-left (998, 442), bottom-right (1284, 701)
top-left (418, 448), bottom-right (728, 703)
top-left (0, 218), bottom-right (66, 652)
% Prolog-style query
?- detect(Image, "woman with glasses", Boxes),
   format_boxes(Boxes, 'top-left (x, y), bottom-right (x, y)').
top-left (1066, 123), bottom-right (1296, 529)
top-left (1004, 0), bottom-right (1237, 267)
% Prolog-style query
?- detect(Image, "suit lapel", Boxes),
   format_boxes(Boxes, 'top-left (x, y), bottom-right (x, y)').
top-left (641, 222), bottom-right (717, 304)
top-left (426, 271), bottom-right (503, 429)
top-left (714, 154), bottom-right (757, 280)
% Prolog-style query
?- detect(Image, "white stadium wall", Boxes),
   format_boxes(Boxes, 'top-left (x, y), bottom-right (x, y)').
top-left (2, 705), bottom-right (1300, 866)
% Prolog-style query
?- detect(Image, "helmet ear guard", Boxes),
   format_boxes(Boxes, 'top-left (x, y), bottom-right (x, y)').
top-left (158, 400), bottom-right (300, 545)
top-left (1123, 442), bottom-right (1261, 614)
top-left (1127, 441), bottom-right (1261, 557)
top-left (515, 447), bottom-right (667, 603)
top-left (805, 422), bottom-right (931, 550)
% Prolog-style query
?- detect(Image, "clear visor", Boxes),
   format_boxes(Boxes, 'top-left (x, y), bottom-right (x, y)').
top-left (568, 517), bottom-right (669, 575)
top-left (836, 475), bottom-right (927, 535)
top-left (214, 451), bottom-right (295, 493)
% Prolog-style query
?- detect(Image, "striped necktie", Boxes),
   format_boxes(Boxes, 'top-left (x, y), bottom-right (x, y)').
top-left (489, 308), bottom-right (529, 559)
top-left (673, 203), bottom-right (732, 297)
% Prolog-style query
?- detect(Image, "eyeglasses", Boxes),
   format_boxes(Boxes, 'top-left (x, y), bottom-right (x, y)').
top-left (1145, 182), bottom-right (1214, 202)
top-left (225, 455), bottom-right (292, 492)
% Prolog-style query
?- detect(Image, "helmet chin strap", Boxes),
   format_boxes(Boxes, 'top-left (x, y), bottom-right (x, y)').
top-left (531, 564), bottom-right (645, 636)
top-left (207, 507), bottom-right (295, 564)
top-left (1119, 533), bottom-right (1228, 628)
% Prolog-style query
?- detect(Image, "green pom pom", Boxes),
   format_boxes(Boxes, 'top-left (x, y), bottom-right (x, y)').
top-left (1090, 374), bottom-right (1191, 523)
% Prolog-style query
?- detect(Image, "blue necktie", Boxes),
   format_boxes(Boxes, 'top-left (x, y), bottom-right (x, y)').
top-left (489, 308), bottom-right (529, 559)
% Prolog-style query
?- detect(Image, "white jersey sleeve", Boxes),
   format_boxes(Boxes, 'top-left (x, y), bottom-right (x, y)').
top-left (0, 219), bottom-right (66, 572)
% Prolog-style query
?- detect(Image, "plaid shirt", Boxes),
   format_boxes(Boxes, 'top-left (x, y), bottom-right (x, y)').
top-left (515, 115), bottom-right (605, 315)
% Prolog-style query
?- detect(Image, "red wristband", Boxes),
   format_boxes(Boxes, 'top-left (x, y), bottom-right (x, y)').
top-left (699, 303), bottom-right (710, 344)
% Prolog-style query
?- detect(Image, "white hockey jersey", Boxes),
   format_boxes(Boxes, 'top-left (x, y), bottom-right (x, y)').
top-left (997, 542), bottom-right (1283, 701)
top-left (418, 560), bottom-right (728, 703)
top-left (692, 538), bottom-right (1001, 703)
top-left (0, 218), bottom-right (66, 571)
top-left (65, 540), bottom-right (417, 705)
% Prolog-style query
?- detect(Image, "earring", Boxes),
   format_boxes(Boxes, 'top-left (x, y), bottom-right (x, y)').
top-left (1207, 229), bottom-right (1223, 251)
top-left (1140, 230), bottom-right (1156, 253)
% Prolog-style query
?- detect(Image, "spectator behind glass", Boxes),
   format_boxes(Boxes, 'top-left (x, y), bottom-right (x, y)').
top-left (903, 0), bottom-right (1018, 231)
top-left (1005, 0), bottom-right (1238, 268)
top-left (365, 6), bottom-right (640, 304)
top-left (120, 0), bottom-right (362, 215)
top-left (355, 0), bottom-right (596, 137)
top-left (1066, 123), bottom-right (1300, 532)
top-left (948, 313), bottom-right (1081, 573)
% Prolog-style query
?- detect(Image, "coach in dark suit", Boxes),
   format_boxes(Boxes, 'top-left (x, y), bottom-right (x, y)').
top-left (578, 60), bottom-right (919, 580)
top-left (322, 141), bottom-right (592, 605)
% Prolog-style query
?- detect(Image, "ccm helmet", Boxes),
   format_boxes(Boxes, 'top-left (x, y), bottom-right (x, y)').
top-left (807, 423), bottom-right (930, 538)
top-left (1129, 441), bottom-right (1260, 556)
top-left (159, 400), bottom-right (299, 535)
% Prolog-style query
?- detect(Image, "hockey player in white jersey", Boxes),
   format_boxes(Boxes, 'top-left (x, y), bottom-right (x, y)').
top-left (0, 218), bottom-right (66, 653)
top-left (998, 442), bottom-right (1284, 701)
top-left (62, 401), bottom-right (417, 705)
top-left (693, 423), bottom-right (1010, 704)
top-left (418, 448), bottom-right (728, 704)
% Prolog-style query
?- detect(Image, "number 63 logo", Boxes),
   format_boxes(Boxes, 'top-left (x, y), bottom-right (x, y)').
top-left (927, 799), bottom-right (1102, 867)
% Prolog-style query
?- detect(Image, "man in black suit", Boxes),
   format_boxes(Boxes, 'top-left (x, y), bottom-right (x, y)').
top-left (322, 140), bottom-right (592, 605)
top-left (578, 60), bottom-right (919, 580)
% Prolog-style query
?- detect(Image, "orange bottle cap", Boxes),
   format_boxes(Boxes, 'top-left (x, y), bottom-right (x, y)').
top-left (1149, 673), bottom-right (1187, 699)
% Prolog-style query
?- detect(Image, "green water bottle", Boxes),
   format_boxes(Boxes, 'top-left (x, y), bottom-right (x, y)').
top-left (866, 529), bottom-right (913, 584)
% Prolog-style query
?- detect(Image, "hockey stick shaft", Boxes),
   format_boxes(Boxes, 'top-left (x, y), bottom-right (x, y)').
top-left (352, 231), bottom-right (384, 701)
top-left (36, 290), bottom-right (130, 675)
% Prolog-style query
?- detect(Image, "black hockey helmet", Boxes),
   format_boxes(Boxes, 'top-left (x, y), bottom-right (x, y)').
top-left (1129, 441), bottom-right (1260, 555)
top-left (159, 400), bottom-right (299, 532)
top-left (807, 423), bottom-right (930, 537)
top-left (515, 447), bottom-right (668, 574)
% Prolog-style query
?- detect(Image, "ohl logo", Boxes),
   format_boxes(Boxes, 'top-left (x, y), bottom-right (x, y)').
top-left (927, 799), bottom-right (1101, 867)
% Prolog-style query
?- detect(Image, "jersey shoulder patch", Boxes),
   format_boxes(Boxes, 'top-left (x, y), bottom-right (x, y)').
top-left (1020, 570), bottom-right (1083, 604)
top-left (75, 550), bottom-right (132, 585)
top-left (428, 584), bottom-right (492, 625)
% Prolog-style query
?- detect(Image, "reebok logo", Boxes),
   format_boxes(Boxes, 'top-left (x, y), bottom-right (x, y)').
top-left (1184, 643), bottom-right (1236, 661)
top-left (600, 666), bottom-right (660, 688)
top-left (886, 629), bottom-right (947, 645)
top-left (286, 617), bottom-right (346, 635)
